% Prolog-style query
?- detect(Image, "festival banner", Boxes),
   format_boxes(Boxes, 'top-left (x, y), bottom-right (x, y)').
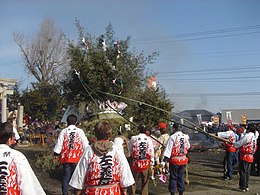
top-left (197, 114), bottom-right (202, 125)
top-left (226, 111), bottom-right (232, 125)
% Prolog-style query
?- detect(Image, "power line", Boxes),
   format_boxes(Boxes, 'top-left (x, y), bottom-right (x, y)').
top-left (131, 24), bottom-right (260, 44)
top-left (160, 48), bottom-right (260, 57)
top-left (169, 92), bottom-right (260, 97)
top-left (155, 65), bottom-right (260, 82)
top-left (159, 78), bottom-right (260, 83)
top-left (157, 70), bottom-right (260, 78)
top-left (132, 25), bottom-right (260, 41)
top-left (133, 31), bottom-right (260, 45)
top-left (156, 64), bottom-right (260, 75)
top-left (158, 49), bottom-right (260, 60)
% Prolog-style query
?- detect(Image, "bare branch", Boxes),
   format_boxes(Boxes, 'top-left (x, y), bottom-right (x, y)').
top-left (13, 17), bottom-right (69, 84)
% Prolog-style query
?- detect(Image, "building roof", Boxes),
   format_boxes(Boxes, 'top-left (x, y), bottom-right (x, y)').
top-left (0, 78), bottom-right (18, 86)
top-left (178, 109), bottom-right (215, 118)
top-left (172, 109), bottom-right (215, 125)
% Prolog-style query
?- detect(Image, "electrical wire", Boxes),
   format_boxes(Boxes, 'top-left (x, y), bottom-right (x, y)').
top-left (170, 92), bottom-right (260, 97)
top-left (131, 24), bottom-right (260, 44)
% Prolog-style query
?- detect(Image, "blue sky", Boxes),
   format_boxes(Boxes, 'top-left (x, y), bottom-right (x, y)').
top-left (1, 0), bottom-right (260, 113)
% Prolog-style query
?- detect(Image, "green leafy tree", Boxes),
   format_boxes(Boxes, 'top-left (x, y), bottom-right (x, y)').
top-left (127, 86), bottom-right (173, 128)
top-left (7, 83), bottom-right (20, 111)
top-left (62, 20), bottom-right (173, 126)
top-left (20, 83), bottom-right (64, 121)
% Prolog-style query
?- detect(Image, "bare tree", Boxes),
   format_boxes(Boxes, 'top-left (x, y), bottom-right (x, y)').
top-left (13, 17), bottom-right (69, 84)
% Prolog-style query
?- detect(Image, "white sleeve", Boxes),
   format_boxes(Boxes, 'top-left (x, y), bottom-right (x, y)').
top-left (79, 129), bottom-right (89, 150)
top-left (13, 127), bottom-right (20, 140)
top-left (117, 148), bottom-right (135, 188)
top-left (255, 131), bottom-right (259, 139)
top-left (217, 131), bottom-right (229, 139)
top-left (69, 148), bottom-right (89, 190)
top-left (53, 129), bottom-right (65, 154)
top-left (234, 134), bottom-right (249, 149)
top-left (15, 151), bottom-right (46, 195)
top-left (163, 136), bottom-right (174, 159)
top-left (114, 137), bottom-right (124, 152)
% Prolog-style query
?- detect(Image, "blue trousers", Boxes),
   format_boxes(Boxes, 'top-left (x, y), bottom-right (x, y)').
top-left (168, 163), bottom-right (186, 193)
top-left (224, 151), bottom-right (236, 178)
top-left (62, 163), bottom-right (77, 195)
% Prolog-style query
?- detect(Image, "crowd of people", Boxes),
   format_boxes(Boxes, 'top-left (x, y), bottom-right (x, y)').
top-left (0, 114), bottom-right (259, 195)
top-left (10, 113), bottom-right (64, 146)
top-left (216, 123), bottom-right (260, 192)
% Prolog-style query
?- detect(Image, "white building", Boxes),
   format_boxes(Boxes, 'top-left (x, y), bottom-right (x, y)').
top-left (222, 109), bottom-right (260, 124)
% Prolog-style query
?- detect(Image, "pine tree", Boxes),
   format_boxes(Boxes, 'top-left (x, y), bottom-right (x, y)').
top-left (62, 20), bottom-right (173, 128)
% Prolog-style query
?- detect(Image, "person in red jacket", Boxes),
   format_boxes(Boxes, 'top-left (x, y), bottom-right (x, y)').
top-left (234, 124), bottom-right (258, 192)
top-left (217, 125), bottom-right (237, 180)
top-left (161, 123), bottom-right (190, 195)
top-left (53, 114), bottom-right (89, 195)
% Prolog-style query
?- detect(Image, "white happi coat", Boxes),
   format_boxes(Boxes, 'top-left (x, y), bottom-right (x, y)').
top-left (114, 137), bottom-right (125, 153)
top-left (69, 144), bottom-right (134, 194)
top-left (234, 132), bottom-right (258, 163)
top-left (53, 125), bottom-right (89, 164)
top-left (0, 144), bottom-right (46, 195)
top-left (129, 133), bottom-right (154, 171)
top-left (163, 131), bottom-right (190, 165)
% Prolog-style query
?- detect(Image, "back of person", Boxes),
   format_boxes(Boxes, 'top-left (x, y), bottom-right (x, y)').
top-left (0, 146), bottom-right (21, 194)
top-left (130, 132), bottom-right (154, 172)
top-left (69, 121), bottom-right (134, 195)
top-left (114, 133), bottom-right (131, 158)
top-left (218, 127), bottom-right (236, 153)
top-left (158, 122), bottom-right (170, 146)
top-left (169, 131), bottom-right (190, 165)
top-left (128, 124), bottom-right (154, 195)
top-left (55, 125), bottom-right (88, 164)
top-left (161, 123), bottom-right (190, 195)
top-left (82, 144), bottom-right (132, 194)
top-left (0, 122), bottom-right (46, 195)
top-left (53, 114), bottom-right (89, 195)
top-left (158, 133), bottom-right (170, 146)
top-left (239, 132), bottom-right (258, 163)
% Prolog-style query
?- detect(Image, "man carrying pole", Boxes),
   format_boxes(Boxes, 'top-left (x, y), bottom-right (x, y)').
top-left (217, 125), bottom-right (237, 180)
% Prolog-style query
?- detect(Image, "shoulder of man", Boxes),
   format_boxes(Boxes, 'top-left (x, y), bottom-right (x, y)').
top-left (130, 134), bottom-right (138, 140)
top-left (12, 149), bottom-right (28, 163)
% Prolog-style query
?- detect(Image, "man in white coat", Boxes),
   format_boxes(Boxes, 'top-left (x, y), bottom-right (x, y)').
top-left (0, 122), bottom-right (46, 194)
top-left (53, 114), bottom-right (89, 195)
top-left (69, 121), bottom-right (134, 195)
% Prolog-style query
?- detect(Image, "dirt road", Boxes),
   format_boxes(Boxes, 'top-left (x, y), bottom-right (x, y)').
top-left (17, 146), bottom-right (260, 195)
